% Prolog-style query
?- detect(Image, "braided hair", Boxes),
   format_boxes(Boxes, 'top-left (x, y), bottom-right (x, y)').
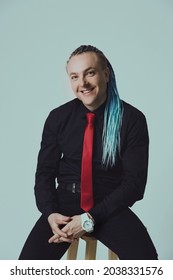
top-left (67, 45), bottom-right (123, 168)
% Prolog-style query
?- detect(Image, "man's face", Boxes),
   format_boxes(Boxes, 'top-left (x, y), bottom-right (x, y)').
top-left (66, 52), bottom-right (109, 111)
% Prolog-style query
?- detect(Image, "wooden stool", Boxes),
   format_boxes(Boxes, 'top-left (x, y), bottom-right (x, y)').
top-left (67, 235), bottom-right (118, 260)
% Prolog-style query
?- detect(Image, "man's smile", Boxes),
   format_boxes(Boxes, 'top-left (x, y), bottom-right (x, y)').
top-left (80, 88), bottom-right (95, 95)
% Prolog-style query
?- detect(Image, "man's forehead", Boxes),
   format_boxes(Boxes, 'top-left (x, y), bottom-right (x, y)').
top-left (67, 52), bottom-right (100, 73)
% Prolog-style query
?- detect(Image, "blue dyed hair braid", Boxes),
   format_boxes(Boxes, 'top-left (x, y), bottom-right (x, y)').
top-left (68, 45), bottom-right (123, 167)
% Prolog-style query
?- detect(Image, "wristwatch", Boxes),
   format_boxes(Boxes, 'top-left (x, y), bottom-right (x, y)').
top-left (81, 213), bottom-right (94, 233)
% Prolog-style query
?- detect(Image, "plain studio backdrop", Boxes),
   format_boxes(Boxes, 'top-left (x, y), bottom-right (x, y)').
top-left (0, 0), bottom-right (172, 260)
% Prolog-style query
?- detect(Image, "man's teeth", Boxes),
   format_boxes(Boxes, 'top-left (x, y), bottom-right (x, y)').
top-left (82, 89), bottom-right (92, 94)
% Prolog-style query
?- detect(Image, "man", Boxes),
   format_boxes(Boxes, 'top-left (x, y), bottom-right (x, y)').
top-left (19, 45), bottom-right (158, 259)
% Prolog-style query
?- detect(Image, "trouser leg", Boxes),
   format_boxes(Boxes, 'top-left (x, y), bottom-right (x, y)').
top-left (19, 189), bottom-right (82, 260)
top-left (92, 208), bottom-right (158, 260)
top-left (19, 215), bottom-right (70, 260)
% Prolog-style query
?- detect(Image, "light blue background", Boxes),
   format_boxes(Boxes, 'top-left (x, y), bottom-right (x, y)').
top-left (0, 0), bottom-right (172, 259)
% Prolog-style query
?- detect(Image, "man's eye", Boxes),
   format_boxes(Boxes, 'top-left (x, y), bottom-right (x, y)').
top-left (87, 71), bottom-right (95, 76)
top-left (71, 75), bottom-right (78, 80)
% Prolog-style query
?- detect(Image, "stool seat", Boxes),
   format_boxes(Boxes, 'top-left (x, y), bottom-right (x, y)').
top-left (67, 234), bottom-right (118, 260)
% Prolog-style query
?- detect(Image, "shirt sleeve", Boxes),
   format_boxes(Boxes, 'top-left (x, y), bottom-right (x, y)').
top-left (34, 111), bottom-right (62, 218)
top-left (89, 110), bottom-right (149, 224)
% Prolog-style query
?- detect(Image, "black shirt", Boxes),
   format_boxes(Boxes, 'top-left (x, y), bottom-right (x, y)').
top-left (34, 98), bottom-right (149, 224)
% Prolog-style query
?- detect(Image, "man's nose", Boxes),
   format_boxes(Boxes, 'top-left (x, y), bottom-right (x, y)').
top-left (79, 76), bottom-right (88, 87)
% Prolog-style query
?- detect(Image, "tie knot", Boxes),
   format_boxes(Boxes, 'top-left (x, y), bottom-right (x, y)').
top-left (86, 113), bottom-right (95, 124)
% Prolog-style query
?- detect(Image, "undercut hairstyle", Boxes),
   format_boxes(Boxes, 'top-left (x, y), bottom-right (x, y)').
top-left (67, 45), bottom-right (124, 168)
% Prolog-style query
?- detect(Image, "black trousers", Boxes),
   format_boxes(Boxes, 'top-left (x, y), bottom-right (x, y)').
top-left (19, 189), bottom-right (158, 260)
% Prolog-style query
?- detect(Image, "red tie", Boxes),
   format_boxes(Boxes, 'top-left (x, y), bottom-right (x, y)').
top-left (81, 113), bottom-right (95, 211)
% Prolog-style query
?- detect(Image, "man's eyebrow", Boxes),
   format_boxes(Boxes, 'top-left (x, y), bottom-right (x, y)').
top-left (84, 67), bottom-right (96, 71)
top-left (69, 67), bottom-right (96, 76)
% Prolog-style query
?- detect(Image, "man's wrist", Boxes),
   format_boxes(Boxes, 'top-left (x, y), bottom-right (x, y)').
top-left (86, 212), bottom-right (95, 224)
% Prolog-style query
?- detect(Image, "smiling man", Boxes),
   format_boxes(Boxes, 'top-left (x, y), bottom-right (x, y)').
top-left (67, 51), bottom-right (109, 111)
top-left (19, 45), bottom-right (158, 260)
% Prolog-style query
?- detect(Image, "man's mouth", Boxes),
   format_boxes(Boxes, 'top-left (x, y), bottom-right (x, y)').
top-left (81, 88), bottom-right (94, 94)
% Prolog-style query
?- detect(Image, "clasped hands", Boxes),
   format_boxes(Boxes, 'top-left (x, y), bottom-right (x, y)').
top-left (48, 213), bottom-right (86, 244)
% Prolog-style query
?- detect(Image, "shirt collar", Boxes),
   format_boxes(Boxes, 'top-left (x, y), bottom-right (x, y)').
top-left (77, 98), bottom-right (106, 119)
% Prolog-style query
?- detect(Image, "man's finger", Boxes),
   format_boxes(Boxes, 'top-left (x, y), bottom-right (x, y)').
top-left (48, 233), bottom-right (73, 244)
top-left (48, 233), bottom-right (60, 243)
top-left (56, 236), bottom-right (74, 243)
top-left (52, 227), bottom-right (68, 238)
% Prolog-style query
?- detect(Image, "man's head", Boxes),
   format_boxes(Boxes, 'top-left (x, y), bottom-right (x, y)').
top-left (66, 45), bottom-right (123, 167)
top-left (66, 46), bottom-right (109, 111)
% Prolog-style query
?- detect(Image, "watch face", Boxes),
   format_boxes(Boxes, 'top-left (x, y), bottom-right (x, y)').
top-left (83, 220), bottom-right (93, 232)
top-left (81, 213), bottom-right (94, 233)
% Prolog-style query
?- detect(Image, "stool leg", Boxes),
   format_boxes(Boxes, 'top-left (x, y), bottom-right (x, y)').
top-left (85, 239), bottom-right (97, 260)
top-left (67, 239), bottom-right (79, 260)
top-left (108, 249), bottom-right (119, 260)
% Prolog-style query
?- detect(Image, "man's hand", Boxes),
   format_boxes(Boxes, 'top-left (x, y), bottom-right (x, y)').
top-left (62, 215), bottom-right (86, 239)
top-left (48, 213), bottom-right (73, 243)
